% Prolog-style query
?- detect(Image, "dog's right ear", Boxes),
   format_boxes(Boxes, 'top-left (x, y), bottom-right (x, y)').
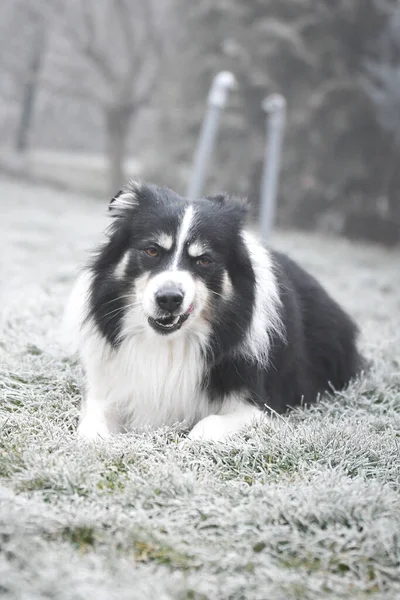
top-left (108, 181), bottom-right (142, 216)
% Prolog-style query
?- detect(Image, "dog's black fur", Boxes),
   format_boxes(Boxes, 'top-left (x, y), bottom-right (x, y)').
top-left (262, 251), bottom-right (363, 411)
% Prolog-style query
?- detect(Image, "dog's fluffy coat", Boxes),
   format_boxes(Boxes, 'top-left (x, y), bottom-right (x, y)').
top-left (65, 182), bottom-right (363, 441)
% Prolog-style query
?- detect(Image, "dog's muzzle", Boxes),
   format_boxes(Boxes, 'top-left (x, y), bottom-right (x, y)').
top-left (148, 283), bottom-right (194, 334)
top-left (148, 308), bottom-right (193, 334)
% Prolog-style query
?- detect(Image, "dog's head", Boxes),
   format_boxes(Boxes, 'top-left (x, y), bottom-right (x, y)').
top-left (90, 181), bottom-right (252, 344)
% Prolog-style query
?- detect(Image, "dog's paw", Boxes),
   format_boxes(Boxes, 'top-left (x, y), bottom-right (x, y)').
top-left (77, 418), bottom-right (110, 442)
top-left (188, 415), bottom-right (228, 442)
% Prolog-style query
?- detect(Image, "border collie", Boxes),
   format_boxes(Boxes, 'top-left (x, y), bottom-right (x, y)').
top-left (65, 181), bottom-right (363, 442)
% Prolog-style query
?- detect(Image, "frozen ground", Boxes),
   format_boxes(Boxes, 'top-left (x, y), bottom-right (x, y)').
top-left (0, 177), bottom-right (399, 600)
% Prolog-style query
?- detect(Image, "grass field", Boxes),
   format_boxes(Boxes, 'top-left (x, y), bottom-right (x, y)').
top-left (1, 177), bottom-right (400, 599)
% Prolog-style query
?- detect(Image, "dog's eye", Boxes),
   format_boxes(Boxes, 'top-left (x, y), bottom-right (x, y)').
top-left (144, 247), bottom-right (159, 258)
top-left (196, 256), bottom-right (211, 267)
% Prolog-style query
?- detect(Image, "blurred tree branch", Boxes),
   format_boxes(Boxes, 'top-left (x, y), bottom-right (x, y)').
top-left (53, 0), bottom-right (165, 192)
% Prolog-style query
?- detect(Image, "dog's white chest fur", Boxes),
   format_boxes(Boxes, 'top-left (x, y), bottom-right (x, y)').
top-left (81, 329), bottom-right (213, 432)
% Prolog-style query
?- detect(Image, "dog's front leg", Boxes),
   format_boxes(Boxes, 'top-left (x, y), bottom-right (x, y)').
top-left (188, 401), bottom-right (264, 442)
top-left (77, 393), bottom-right (111, 441)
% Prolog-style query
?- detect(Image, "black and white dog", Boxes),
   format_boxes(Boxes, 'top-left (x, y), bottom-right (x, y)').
top-left (65, 181), bottom-right (363, 441)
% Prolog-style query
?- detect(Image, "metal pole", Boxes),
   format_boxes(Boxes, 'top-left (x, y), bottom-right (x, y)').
top-left (259, 94), bottom-right (287, 242)
top-left (187, 71), bottom-right (236, 201)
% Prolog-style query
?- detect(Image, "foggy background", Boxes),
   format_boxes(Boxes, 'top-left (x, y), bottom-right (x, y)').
top-left (0, 0), bottom-right (399, 246)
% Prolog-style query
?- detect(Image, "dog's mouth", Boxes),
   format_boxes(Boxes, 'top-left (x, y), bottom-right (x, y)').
top-left (148, 306), bottom-right (193, 335)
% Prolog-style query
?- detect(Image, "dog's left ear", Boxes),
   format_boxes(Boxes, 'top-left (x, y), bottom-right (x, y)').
top-left (108, 181), bottom-right (142, 216)
top-left (204, 193), bottom-right (227, 204)
top-left (206, 193), bottom-right (249, 225)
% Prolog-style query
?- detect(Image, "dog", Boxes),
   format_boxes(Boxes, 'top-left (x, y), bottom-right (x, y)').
top-left (65, 181), bottom-right (364, 442)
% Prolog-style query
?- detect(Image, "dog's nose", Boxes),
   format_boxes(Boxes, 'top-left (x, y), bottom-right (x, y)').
top-left (156, 289), bottom-right (184, 313)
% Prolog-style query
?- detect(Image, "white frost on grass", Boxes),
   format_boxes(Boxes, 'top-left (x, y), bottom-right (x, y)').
top-left (0, 177), bottom-right (399, 599)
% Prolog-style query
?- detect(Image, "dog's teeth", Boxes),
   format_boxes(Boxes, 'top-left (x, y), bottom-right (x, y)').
top-left (153, 314), bottom-right (183, 330)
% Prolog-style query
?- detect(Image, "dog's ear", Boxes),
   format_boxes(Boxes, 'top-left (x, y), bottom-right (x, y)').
top-left (204, 193), bottom-right (227, 204)
top-left (206, 193), bottom-right (249, 226)
top-left (108, 181), bottom-right (142, 216)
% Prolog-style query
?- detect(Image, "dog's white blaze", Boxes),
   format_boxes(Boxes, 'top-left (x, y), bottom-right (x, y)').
top-left (156, 233), bottom-right (174, 251)
top-left (240, 231), bottom-right (284, 366)
top-left (114, 251), bottom-right (130, 279)
top-left (171, 205), bottom-right (195, 269)
top-left (188, 241), bottom-right (208, 258)
top-left (142, 205), bottom-right (199, 320)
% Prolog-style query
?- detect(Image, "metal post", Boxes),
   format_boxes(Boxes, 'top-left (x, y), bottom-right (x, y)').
top-left (259, 94), bottom-right (287, 242)
top-left (187, 71), bottom-right (236, 201)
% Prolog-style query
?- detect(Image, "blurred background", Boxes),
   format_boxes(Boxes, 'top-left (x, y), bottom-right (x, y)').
top-left (0, 0), bottom-right (399, 246)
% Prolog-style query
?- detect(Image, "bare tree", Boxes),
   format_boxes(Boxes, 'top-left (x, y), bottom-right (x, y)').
top-left (15, 12), bottom-right (47, 153)
top-left (52, 0), bottom-right (164, 193)
top-left (0, 1), bottom-right (47, 151)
